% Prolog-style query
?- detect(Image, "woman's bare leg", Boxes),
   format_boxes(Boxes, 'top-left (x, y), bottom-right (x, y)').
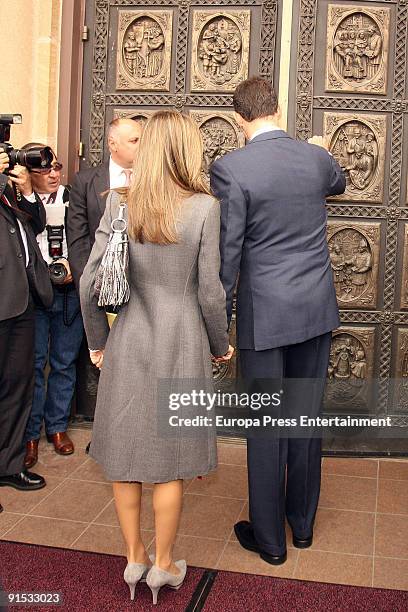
top-left (113, 481), bottom-right (150, 564)
top-left (153, 479), bottom-right (183, 574)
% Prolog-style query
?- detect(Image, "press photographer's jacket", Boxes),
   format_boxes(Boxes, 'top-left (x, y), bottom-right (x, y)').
top-left (0, 174), bottom-right (53, 320)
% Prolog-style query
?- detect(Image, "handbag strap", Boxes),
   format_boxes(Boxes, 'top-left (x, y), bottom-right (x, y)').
top-left (111, 201), bottom-right (127, 234)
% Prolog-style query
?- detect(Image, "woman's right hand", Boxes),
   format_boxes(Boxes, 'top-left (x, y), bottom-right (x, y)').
top-left (89, 349), bottom-right (104, 369)
top-left (212, 345), bottom-right (235, 363)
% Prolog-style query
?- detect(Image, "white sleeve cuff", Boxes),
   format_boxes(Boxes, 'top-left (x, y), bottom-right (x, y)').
top-left (24, 192), bottom-right (37, 203)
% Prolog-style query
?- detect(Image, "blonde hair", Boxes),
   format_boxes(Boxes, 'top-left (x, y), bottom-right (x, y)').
top-left (127, 110), bottom-right (210, 244)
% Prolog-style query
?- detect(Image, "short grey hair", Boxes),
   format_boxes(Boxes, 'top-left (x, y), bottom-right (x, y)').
top-left (107, 117), bottom-right (144, 140)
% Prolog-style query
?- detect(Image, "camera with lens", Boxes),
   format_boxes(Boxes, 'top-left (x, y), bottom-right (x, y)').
top-left (0, 114), bottom-right (53, 172)
top-left (47, 225), bottom-right (68, 285)
top-left (49, 261), bottom-right (68, 285)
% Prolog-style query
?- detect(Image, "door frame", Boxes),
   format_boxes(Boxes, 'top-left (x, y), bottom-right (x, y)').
top-left (57, 0), bottom-right (86, 185)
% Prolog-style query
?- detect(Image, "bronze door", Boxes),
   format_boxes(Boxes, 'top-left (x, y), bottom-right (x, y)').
top-left (79, 0), bottom-right (282, 393)
top-left (80, 0), bottom-right (281, 170)
top-left (79, 0), bottom-right (408, 445)
top-left (288, 0), bottom-right (408, 435)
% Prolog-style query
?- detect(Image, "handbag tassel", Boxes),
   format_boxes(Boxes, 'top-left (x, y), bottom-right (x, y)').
top-left (97, 227), bottom-right (130, 308)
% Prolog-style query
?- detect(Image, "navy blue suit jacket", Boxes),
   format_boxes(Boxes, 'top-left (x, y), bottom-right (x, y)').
top-left (210, 130), bottom-right (346, 350)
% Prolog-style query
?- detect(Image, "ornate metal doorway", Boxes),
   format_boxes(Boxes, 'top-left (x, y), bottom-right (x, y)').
top-left (80, 1), bottom-right (280, 167)
top-left (288, 1), bottom-right (408, 440)
top-left (78, 0), bottom-right (408, 450)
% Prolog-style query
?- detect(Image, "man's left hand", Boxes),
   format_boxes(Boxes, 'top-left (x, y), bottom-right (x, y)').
top-left (8, 165), bottom-right (33, 196)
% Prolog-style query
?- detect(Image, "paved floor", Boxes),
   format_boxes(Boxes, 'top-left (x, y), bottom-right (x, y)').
top-left (1, 428), bottom-right (407, 591)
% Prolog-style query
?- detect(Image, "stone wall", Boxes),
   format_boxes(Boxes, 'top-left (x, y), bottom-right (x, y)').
top-left (0, 0), bottom-right (62, 149)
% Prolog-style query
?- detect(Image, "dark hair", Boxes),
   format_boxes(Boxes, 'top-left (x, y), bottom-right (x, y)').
top-left (233, 77), bottom-right (278, 122)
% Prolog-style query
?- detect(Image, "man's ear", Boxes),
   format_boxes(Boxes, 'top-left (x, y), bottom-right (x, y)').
top-left (274, 106), bottom-right (282, 126)
top-left (233, 111), bottom-right (245, 129)
top-left (108, 136), bottom-right (117, 153)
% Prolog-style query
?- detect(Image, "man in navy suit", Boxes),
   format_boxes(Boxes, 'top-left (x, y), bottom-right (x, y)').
top-left (210, 77), bottom-right (346, 565)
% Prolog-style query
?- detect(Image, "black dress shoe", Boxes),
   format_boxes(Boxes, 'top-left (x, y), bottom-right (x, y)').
top-left (234, 521), bottom-right (287, 565)
top-left (293, 534), bottom-right (313, 549)
top-left (0, 503), bottom-right (3, 513)
top-left (85, 441), bottom-right (91, 454)
top-left (0, 470), bottom-right (46, 491)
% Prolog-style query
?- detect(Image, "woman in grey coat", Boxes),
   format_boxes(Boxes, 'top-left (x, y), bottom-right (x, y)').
top-left (80, 110), bottom-right (233, 604)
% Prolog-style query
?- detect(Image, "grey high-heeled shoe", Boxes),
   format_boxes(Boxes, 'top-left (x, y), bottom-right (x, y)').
top-left (146, 560), bottom-right (187, 605)
top-left (123, 554), bottom-right (154, 601)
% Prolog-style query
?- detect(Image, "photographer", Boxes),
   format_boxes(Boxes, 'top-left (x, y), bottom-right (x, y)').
top-left (22, 144), bottom-right (83, 469)
top-left (0, 148), bottom-right (52, 502)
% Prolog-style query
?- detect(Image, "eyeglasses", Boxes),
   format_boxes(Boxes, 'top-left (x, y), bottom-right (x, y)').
top-left (30, 162), bottom-right (63, 175)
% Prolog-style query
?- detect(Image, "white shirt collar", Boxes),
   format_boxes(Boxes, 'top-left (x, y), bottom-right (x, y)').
top-left (109, 156), bottom-right (135, 189)
top-left (109, 156), bottom-right (126, 178)
top-left (250, 124), bottom-right (282, 142)
top-left (37, 184), bottom-right (65, 204)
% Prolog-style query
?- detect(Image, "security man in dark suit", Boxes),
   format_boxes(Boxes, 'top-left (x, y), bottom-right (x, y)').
top-left (0, 149), bottom-right (53, 505)
top-left (210, 77), bottom-right (346, 565)
top-left (67, 118), bottom-right (142, 288)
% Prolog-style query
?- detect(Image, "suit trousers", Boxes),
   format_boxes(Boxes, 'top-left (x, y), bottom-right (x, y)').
top-left (0, 298), bottom-right (35, 476)
top-left (239, 332), bottom-right (332, 556)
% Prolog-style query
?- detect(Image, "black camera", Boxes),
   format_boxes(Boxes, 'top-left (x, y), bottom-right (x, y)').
top-left (47, 225), bottom-right (67, 285)
top-left (49, 261), bottom-right (68, 285)
top-left (0, 114), bottom-right (53, 172)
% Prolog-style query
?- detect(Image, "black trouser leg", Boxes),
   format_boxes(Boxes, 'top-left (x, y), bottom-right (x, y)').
top-left (0, 303), bottom-right (35, 476)
top-left (240, 332), bottom-right (332, 555)
top-left (241, 346), bottom-right (288, 556)
top-left (285, 332), bottom-right (332, 538)
top-left (247, 436), bottom-right (288, 555)
top-left (74, 339), bottom-right (98, 419)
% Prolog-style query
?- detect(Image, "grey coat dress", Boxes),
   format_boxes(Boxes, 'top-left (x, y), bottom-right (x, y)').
top-left (79, 191), bottom-right (229, 483)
